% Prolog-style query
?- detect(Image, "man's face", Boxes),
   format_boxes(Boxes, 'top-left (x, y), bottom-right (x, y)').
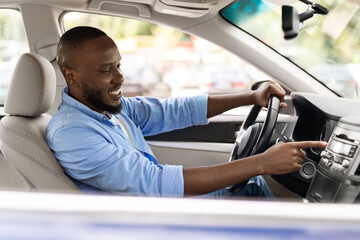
top-left (67, 36), bottom-right (124, 115)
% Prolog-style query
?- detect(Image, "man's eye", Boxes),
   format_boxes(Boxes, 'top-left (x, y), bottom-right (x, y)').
top-left (101, 69), bottom-right (111, 74)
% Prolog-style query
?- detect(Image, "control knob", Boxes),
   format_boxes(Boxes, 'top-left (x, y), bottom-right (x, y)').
top-left (342, 159), bottom-right (350, 168)
top-left (320, 151), bottom-right (334, 167)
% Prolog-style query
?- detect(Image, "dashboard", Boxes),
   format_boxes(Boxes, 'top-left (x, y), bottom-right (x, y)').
top-left (278, 92), bottom-right (360, 202)
top-left (291, 92), bottom-right (360, 143)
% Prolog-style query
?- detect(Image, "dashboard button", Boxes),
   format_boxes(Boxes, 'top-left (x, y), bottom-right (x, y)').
top-left (303, 163), bottom-right (315, 175)
top-left (300, 162), bottom-right (316, 179)
top-left (321, 158), bottom-right (329, 167)
top-left (342, 160), bottom-right (350, 168)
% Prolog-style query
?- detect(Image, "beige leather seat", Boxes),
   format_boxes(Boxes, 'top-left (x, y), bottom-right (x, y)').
top-left (0, 151), bottom-right (33, 191)
top-left (0, 53), bottom-right (79, 192)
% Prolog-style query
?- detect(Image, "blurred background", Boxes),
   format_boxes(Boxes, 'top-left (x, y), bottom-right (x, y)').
top-left (0, 9), bottom-right (266, 104)
top-left (64, 12), bottom-right (262, 99)
top-left (1, 2), bottom-right (359, 104)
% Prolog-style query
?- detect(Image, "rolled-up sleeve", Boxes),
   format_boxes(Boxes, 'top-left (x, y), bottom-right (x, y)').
top-left (161, 164), bottom-right (184, 197)
top-left (48, 126), bottom-right (184, 197)
top-left (122, 94), bottom-right (209, 136)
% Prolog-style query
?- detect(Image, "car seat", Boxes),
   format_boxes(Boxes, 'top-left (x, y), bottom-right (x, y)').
top-left (0, 151), bottom-right (33, 191)
top-left (0, 53), bottom-right (79, 192)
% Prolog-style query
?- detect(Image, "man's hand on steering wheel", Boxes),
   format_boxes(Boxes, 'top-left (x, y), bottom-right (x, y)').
top-left (252, 80), bottom-right (287, 109)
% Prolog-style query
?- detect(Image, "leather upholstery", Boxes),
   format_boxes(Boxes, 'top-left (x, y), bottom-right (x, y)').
top-left (4, 53), bottom-right (56, 117)
top-left (0, 53), bottom-right (79, 192)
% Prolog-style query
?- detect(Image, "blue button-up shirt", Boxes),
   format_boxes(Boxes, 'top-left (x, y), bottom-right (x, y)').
top-left (46, 87), bottom-right (209, 197)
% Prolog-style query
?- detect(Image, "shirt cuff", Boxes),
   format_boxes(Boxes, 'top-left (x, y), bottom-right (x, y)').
top-left (161, 164), bottom-right (184, 197)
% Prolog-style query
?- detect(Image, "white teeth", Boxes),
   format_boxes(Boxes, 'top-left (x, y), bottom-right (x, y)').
top-left (109, 89), bottom-right (121, 95)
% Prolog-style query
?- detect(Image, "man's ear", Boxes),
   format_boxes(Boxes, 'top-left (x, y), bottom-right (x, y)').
top-left (63, 68), bottom-right (79, 87)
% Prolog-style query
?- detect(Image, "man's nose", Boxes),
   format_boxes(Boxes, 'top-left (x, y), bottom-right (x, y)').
top-left (113, 68), bottom-right (124, 84)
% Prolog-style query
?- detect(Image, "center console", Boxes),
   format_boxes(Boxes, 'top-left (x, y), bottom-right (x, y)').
top-left (306, 114), bottom-right (360, 203)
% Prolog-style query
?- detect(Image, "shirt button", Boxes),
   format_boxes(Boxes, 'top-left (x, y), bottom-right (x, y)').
top-left (114, 125), bottom-right (118, 129)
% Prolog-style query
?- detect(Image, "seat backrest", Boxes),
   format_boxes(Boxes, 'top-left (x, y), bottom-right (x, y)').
top-left (0, 150), bottom-right (33, 191)
top-left (0, 53), bottom-right (79, 192)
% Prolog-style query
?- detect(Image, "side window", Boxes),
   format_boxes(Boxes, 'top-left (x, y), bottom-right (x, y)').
top-left (63, 12), bottom-right (269, 105)
top-left (0, 9), bottom-right (29, 105)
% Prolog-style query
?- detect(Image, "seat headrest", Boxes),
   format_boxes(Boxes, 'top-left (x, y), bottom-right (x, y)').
top-left (4, 53), bottom-right (56, 117)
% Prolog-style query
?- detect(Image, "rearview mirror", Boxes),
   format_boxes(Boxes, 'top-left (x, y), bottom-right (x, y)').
top-left (282, 2), bottom-right (328, 40)
top-left (282, 5), bottom-right (301, 39)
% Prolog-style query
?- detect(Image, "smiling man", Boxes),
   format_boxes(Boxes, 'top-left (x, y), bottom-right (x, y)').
top-left (46, 26), bottom-right (327, 198)
top-left (56, 28), bottom-right (124, 115)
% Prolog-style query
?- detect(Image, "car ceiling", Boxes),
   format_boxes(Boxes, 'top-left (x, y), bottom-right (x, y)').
top-left (0, 0), bottom-right (234, 24)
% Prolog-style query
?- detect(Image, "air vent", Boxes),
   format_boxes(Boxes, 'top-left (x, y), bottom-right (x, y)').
top-left (355, 163), bottom-right (360, 176)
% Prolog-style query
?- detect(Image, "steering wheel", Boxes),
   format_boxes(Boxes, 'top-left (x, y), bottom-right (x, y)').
top-left (228, 94), bottom-right (281, 193)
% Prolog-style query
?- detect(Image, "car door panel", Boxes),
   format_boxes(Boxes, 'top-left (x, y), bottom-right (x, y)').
top-left (147, 113), bottom-right (298, 167)
top-left (148, 141), bottom-right (233, 167)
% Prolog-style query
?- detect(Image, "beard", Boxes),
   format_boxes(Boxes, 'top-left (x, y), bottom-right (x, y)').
top-left (82, 82), bottom-right (122, 115)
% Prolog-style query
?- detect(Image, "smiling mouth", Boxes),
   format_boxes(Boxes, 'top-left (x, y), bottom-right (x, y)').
top-left (109, 88), bottom-right (121, 96)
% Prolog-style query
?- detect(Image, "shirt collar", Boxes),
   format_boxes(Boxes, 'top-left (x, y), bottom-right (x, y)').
top-left (61, 87), bottom-right (119, 123)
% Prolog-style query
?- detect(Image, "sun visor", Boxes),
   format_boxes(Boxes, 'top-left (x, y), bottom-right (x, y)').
top-left (88, 0), bottom-right (151, 18)
top-left (154, 0), bottom-right (219, 18)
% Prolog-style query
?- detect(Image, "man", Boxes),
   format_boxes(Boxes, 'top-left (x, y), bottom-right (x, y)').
top-left (46, 26), bottom-right (327, 198)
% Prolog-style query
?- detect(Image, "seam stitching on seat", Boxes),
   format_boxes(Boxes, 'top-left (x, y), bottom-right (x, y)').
top-left (0, 121), bottom-right (59, 171)
top-left (2, 142), bottom-right (77, 189)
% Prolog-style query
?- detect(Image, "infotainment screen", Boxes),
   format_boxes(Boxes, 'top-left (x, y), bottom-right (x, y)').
top-left (329, 140), bottom-right (352, 156)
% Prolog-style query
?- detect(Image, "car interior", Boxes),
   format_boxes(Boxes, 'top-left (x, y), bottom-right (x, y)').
top-left (0, 0), bottom-right (360, 204)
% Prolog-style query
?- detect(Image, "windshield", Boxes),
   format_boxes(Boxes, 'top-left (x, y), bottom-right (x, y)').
top-left (221, 0), bottom-right (360, 99)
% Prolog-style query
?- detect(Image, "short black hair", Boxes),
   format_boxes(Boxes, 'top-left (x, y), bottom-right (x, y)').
top-left (57, 26), bottom-right (107, 69)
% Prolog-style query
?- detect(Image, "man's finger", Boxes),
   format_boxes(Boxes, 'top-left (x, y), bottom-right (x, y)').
top-left (291, 141), bottom-right (328, 149)
top-left (280, 102), bottom-right (287, 108)
top-left (299, 149), bottom-right (306, 157)
top-left (270, 81), bottom-right (286, 101)
top-left (295, 163), bottom-right (302, 171)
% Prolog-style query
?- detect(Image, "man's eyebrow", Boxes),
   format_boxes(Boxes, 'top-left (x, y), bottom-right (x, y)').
top-left (97, 57), bottom-right (122, 68)
top-left (98, 63), bottom-right (113, 68)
